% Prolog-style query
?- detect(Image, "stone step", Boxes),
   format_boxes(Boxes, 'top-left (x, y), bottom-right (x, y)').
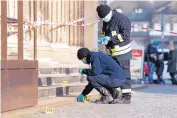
top-left (38, 74), bottom-right (87, 87)
top-left (39, 67), bottom-right (79, 75)
top-left (38, 82), bottom-right (148, 99)
top-left (38, 82), bottom-right (88, 99)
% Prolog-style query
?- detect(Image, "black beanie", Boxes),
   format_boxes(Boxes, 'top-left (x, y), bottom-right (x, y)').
top-left (96, 5), bottom-right (111, 18)
top-left (77, 48), bottom-right (90, 60)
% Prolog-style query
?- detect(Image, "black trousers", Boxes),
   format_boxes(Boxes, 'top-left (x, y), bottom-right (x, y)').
top-left (87, 74), bottom-right (130, 90)
top-left (113, 59), bottom-right (131, 79)
top-left (82, 74), bottom-right (131, 96)
top-left (169, 72), bottom-right (177, 85)
top-left (156, 75), bottom-right (163, 84)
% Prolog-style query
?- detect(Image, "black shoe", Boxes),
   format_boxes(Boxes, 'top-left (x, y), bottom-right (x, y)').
top-left (108, 88), bottom-right (122, 104)
top-left (116, 96), bottom-right (131, 104)
top-left (95, 95), bottom-right (105, 103)
top-left (172, 79), bottom-right (177, 85)
top-left (95, 88), bottom-right (113, 104)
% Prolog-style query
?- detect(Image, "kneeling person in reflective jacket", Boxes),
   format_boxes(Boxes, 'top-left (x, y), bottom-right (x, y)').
top-left (77, 47), bottom-right (131, 104)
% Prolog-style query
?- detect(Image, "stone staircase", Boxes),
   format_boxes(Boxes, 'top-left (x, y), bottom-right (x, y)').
top-left (3, 35), bottom-right (91, 101)
top-left (38, 63), bottom-right (89, 100)
top-left (3, 36), bottom-right (147, 103)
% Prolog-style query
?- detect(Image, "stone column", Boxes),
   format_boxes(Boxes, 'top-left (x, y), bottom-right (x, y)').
top-left (84, 1), bottom-right (99, 50)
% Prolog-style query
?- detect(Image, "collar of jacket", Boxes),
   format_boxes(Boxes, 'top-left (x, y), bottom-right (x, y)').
top-left (86, 53), bottom-right (91, 64)
top-left (111, 10), bottom-right (117, 19)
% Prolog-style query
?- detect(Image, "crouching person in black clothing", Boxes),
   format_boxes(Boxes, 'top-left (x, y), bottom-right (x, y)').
top-left (76, 48), bottom-right (131, 104)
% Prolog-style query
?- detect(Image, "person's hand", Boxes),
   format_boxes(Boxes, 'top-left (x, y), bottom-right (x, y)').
top-left (77, 93), bottom-right (85, 102)
top-left (103, 36), bottom-right (111, 45)
top-left (154, 55), bottom-right (157, 61)
top-left (79, 68), bottom-right (84, 74)
top-left (98, 37), bottom-right (104, 45)
top-left (150, 54), bottom-right (154, 57)
top-left (98, 36), bottom-right (111, 45)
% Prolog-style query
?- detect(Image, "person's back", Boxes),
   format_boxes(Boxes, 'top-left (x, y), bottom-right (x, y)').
top-left (147, 44), bottom-right (158, 63)
top-left (90, 51), bottom-right (126, 80)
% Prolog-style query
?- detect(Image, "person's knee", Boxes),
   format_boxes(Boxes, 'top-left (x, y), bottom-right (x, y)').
top-left (87, 76), bottom-right (96, 82)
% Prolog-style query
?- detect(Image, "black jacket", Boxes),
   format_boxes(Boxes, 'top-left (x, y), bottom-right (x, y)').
top-left (102, 10), bottom-right (132, 60)
top-left (156, 59), bottom-right (164, 76)
top-left (167, 49), bottom-right (177, 73)
top-left (147, 44), bottom-right (158, 63)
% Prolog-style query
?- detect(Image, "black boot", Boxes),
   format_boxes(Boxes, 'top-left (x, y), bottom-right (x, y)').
top-left (157, 75), bottom-right (163, 84)
top-left (108, 88), bottom-right (122, 104)
top-left (95, 88), bottom-right (113, 104)
top-left (171, 78), bottom-right (177, 85)
top-left (116, 93), bottom-right (131, 104)
top-left (114, 81), bottom-right (132, 104)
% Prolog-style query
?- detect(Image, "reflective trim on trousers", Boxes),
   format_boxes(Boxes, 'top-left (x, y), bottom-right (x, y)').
top-left (121, 89), bottom-right (132, 93)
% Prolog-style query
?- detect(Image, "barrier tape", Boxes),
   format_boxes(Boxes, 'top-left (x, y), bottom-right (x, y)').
top-left (6, 17), bottom-right (87, 33)
top-left (63, 19), bottom-right (177, 35)
top-left (7, 17), bottom-right (100, 33)
top-left (49, 17), bottom-right (86, 31)
top-left (6, 17), bottom-right (177, 35)
top-left (131, 25), bottom-right (177, 35)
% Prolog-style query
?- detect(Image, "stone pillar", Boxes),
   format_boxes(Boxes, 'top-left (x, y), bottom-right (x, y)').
top-left (84, 1), bottom-right (99, 50)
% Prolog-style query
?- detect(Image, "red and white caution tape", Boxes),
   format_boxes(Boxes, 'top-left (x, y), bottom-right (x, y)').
top-left (49, 17), bottom-right (86, 31)
top-left (6, 17), bottom-right (87, 33)
top-left (7, 17), bottom-right (99, 33)
top-left (74, 20), bottom-right (100, 27)
top-left (49, 18), bottom-right (100, 31)
top-left (7, 17), bottom-right (177, 35)
top-left (70, 19), bottom-right (177, 35)
top-left (131, 25), bottom-right (177, 35)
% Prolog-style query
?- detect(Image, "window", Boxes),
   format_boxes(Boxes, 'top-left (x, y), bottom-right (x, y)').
top-left (173, 23), bottom-right (177, 31)
top-left (142, 24), bottom-right (148, 32)
top-left (131, 25), bottom-right (134, 32)
top-left (134, 8), bottom-right (143, 14)
top-left (134, 24), bottom-right (139, 32)
top-left (165, 23), bottom-right (170, 31)
top-left (154, 23), bottom-right (160, 30)
top-left (151, 23), bottom-right (161, 35)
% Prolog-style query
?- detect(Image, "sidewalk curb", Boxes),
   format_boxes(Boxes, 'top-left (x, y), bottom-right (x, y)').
top-left (132, 84), bottom-right (148, 90)
top-left (2, 84), bottom-right (148, 118)
top-left (2, 94), bottom-right (100, 118)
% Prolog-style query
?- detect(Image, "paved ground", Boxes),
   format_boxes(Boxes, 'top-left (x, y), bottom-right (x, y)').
top-left (21, 85), bottom-right (177, 118)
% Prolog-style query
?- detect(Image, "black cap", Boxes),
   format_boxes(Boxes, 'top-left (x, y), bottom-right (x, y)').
top-left (77, 48), bottom-right (90, 60)
top-left (96, 5), bottom-right (111, 18)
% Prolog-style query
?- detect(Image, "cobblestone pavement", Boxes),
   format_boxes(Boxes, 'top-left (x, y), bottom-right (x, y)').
top-left (22, 85), bottom-right (177, 118)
